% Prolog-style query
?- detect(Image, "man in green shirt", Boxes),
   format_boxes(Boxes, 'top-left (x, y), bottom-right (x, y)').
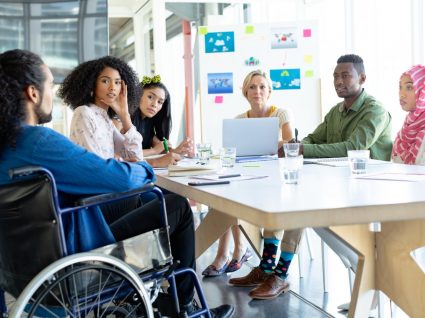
top-left (300, 54), bottom-right (392, 160)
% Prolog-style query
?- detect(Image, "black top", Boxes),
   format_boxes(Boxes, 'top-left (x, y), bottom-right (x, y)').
top-left (132, 108), bottom-right (154, 149)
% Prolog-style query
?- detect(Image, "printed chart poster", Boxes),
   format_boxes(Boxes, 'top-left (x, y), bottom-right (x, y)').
top-left (205, 32), bottom-right (235, 53)
top-left (270, 27), bottom-right (298, 49)
top-left (270, 69), bottom-right (301, 90)
top-left (208, 72), bottom-right (233, 94)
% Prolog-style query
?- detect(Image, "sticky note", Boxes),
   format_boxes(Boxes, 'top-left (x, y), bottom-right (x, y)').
top-left (215, 95), bottom-right (223, 103)
top-left (199, 27), bottom-right (208, 35)
top-left (305, 70), bottom-right (314, 78)
top-left (245, 25), bottom-right (254, 34)
top-left (303, 29), bottom-right (312, 37)
top-left (304, 55), bottom-right (313, 63)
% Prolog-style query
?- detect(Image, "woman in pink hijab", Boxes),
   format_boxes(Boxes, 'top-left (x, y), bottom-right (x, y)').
top-left (392, 65), bottom-right (425, 164)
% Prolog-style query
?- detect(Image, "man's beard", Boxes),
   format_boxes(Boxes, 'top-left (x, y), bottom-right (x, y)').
top-left (34, 98), bottom-right (52, 124)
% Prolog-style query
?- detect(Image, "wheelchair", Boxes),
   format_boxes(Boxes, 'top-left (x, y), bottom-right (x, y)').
top-left (0, 166), bottom-right (211, 317)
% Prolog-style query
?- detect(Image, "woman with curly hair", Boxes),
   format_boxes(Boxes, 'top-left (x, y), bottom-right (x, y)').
top-left (58, 56), bottom-right (145, 162)
top-left (131, 75), bottom-right (193, 167)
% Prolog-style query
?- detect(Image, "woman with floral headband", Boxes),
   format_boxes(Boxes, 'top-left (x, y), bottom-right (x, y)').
top-left (59, 56), bottom-right (145, 162)
top-left (132, 75), bottom-right (194, 167)
top-left (392, 65), bottom-right (425, 164)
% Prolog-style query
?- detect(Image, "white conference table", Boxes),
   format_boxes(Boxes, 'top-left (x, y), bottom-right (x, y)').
top-left (155, 159), bottom-right (425, 318)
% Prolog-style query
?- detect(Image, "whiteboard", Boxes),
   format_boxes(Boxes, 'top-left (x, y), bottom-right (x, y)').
top-left (197, 21), bottom-right (320, 152)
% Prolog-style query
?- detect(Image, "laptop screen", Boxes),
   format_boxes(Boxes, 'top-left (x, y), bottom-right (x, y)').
top-left (222, 118), bottom-right (279, 156)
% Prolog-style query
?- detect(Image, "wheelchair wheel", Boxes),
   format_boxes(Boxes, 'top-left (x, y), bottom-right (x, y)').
top-left (10, 252), bottom-right (154, 318)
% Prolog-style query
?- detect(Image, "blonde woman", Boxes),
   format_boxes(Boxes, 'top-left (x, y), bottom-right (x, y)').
top-left (202, 71), bottom-right (301, 301)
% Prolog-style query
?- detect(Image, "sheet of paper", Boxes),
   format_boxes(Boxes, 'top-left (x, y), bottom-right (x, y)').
top-left (304, 158), bottom-right (390, 167)
top-left (191, 174), bottom-right (268, 181)
top-left (355, 172), bottom-right (425, 182)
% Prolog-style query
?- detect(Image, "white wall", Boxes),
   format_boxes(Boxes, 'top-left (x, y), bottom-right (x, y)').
top-left (118, 0), bottom-right (425, 147)
top-left (249, 0), bottom-right (424, 139)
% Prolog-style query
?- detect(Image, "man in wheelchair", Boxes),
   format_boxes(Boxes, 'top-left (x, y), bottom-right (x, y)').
top-left (0, 49), bottom-right (234, 318)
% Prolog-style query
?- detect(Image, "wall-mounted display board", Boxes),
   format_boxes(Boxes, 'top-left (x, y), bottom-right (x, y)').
top-left (198, 21), bottom-right (320, 151)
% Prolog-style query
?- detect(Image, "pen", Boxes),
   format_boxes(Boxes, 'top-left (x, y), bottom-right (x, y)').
top-left (218, 173), bottom-right (241, 179)
top-left (163, 137), bottom-right (169, 153)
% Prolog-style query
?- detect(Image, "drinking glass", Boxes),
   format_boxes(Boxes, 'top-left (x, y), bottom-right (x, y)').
top-left (220, 147), bottom-right (237, 168)
top-left (347, 150), bottom-right (370, 174)
top-left (196, 143), bottom-right (212, 164)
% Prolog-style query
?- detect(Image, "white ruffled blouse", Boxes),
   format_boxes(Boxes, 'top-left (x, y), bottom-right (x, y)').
top-left (70, 104), bottom-right (144, 161)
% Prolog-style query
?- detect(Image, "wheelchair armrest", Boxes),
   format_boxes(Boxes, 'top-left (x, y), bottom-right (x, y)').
top-left (75, 183), bottom-right (157, 208)
top-left (9, 166), bottom-right (53, 180)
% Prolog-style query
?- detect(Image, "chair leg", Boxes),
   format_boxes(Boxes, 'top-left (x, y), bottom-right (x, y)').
top-left (0, 289), bottom-right (6, 317)
top-left (305, 228), bottom-right (314, 260)
top-left (298, 229), bottom-right (315, 278)
top-left (298, 249), bottom-right (304, 278)
top-left (321, 240), bottom-right (329, 293)
top-left (348, 268), bottom-right (354, 294)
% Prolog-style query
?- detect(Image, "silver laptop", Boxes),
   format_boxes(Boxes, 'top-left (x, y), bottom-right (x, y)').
top-left (222, 118), bottom-right (279, 156)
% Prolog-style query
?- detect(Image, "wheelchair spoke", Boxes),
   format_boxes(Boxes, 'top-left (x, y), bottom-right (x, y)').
top-left (12, 255), bottom-right (153, 318)
top-left (70, 267), bottom-right (82, 318)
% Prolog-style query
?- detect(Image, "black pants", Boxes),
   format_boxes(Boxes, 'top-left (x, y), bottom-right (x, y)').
top-left (101, 194), bottom-right (195, 305)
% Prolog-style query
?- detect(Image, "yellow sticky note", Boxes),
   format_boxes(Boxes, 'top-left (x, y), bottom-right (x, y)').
top-left (304, 55), bottom-right (313, 63)
top-left (305, 70), bottom-right (314, 78)
top-left (245, 25), bottom-right (254, 34)
top-left (199, 27), bottom-right (208, 35)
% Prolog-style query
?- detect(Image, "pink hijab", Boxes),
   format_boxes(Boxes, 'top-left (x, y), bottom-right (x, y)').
top-left (392, 65), bottom-right (425, 164)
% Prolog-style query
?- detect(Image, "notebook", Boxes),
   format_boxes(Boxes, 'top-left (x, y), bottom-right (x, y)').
top-left (168, 159), bottom-right (217, 177)
top-left (222, 118), bottom-right (279, 157)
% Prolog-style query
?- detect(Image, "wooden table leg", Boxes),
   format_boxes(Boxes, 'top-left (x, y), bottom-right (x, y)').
top-left (195, 208), bottom-right (238, 258)
top-left (195, 209), bottom-right (263, 259)
top-left (376, 220), bottom-right (425, 317)
top-left (238, 220), bottom-right (262, 258)
top-left (330, 225), bottom-right (376, 318)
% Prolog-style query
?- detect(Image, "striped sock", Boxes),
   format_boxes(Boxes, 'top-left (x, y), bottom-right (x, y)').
top-left (259, 238), bottom-right (279, 273)
top-left (274, 251), bottom-right (294, 278)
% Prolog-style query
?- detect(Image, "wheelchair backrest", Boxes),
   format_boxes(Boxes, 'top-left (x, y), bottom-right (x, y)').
top-left (0, 174), bottom-right (63, 298)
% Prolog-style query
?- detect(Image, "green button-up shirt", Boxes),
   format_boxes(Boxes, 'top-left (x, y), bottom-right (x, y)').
top-left (302, 90), bottom-right (393, 160)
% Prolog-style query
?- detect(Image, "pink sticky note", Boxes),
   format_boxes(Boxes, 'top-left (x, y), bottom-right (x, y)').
top-left (303, 29), bottom-right (312, 37)
top-left (215, 96), bottom-right (223, 103)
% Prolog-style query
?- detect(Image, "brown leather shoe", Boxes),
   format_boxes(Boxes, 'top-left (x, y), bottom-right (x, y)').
top-left (248, 275), bottom-right (290, 300)
top-left (228, 267), bottom-right (270, 287)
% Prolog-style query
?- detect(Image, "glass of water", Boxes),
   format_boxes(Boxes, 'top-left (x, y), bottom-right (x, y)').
top-left (280, 155), bottom-right (303, 184)
top-left (220, 147), bottom-right (236, 168)
top-left (196, 143), bottom-right (212, 164)
top-left (347, 150), bottom-right (370, 174)
top-left (283, 143), bottom-right (300, 157)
